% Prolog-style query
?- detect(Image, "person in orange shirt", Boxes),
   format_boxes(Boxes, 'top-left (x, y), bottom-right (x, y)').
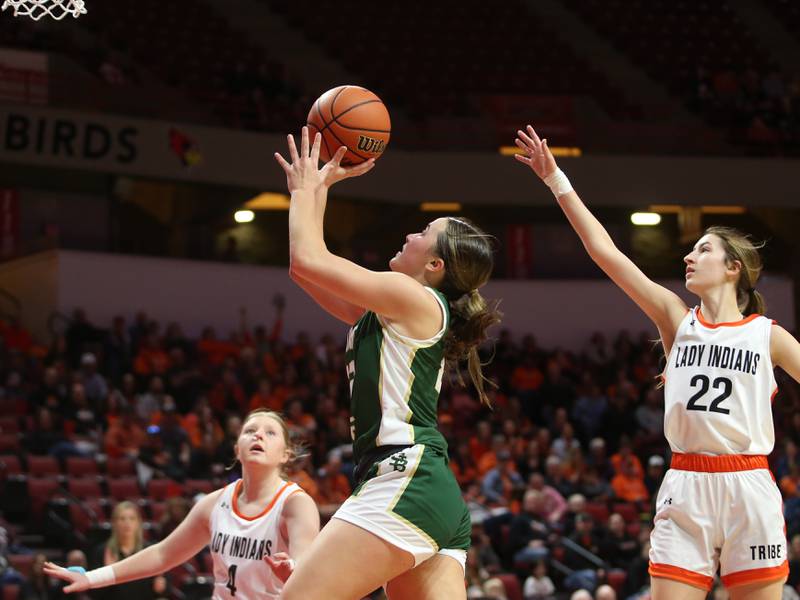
top-left (248, 378), bottom-right (283, 412)
top-left (510, 355), bottom-right (544, 394)
top-left (611, 457), bottom-right (650, 504)
top-left (780, 464), bottom-right (800, 499)
top-left (181, 398), bottom-right (224, 449)
top-left (316, 450), bottom-right (352, 518)
top-left (610, 437), bottom-right (644, 479)
top-left (450, 440), bottom-right (479, 488)
top-left (133, 334), bottom-right (171, 377)
top-left (104, 406), bottom-right (146, 459)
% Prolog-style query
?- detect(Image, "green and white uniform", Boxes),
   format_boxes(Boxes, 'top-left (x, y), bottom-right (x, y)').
top-left (333, 286), bottom-right (471, 568)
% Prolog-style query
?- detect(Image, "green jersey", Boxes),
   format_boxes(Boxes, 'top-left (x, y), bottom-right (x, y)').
top-left (345, 287), bottom-right (449, 463)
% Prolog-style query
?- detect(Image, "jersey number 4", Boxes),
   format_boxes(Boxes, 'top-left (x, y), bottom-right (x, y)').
top-left (226, 565), bottom-right (238, 596)
top-left (686, 374), bottom-right (732, 414)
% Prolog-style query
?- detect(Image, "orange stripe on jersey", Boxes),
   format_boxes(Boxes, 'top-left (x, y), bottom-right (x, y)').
top-left (232, 480), bottom-right (292, 521)
top-left (721, 561), bottom-right (789, 588)
top-left (771, 387), bottom-right (779, 403)
top-left (695, 309), bottom-right (760, 329)
top-left (670, 453), bottom-right (769, 472)
top-left (649, 562), bottom-right (713, 590)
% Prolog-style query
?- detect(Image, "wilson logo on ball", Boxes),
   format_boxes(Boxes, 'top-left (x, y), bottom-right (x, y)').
top-left (357, 135), bottom-right (386, 154)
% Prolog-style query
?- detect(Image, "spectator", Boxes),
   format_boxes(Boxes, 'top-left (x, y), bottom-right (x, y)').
top-left (594, 584), bottom-right (616, 600)
top-left (598, 513), bottom-right (639, 568)
top-left (552, 422), bottom-right (581, 460)
top-left (508, 490), bottom-right (551, 566)
top-left (79, 353), bottom-right (108, 410)
top-left (21, 553), bottom-right (58, 600)
top-left (104, 405), bottom-right (145, 459)
top-left (482, 577), bottom-right (509, 600)
top-left (544, 455), bottom-right (576, 499)
top-left (611, 457), bottom-right (649, 504)
top-left (563, 513), bottom-right (604, 592)
top-left (89, 501), bottom-right (166, 600)
top-left (528, 473), bottom-right (568, 524)
top-left (482, 450), bottom-right (525, 506)
top-left (156, 497), bottom-right (190, 540)
top-left (523, 560), bottom-right (555, 600)
top-left (643, 455), bottom-right (665, 499)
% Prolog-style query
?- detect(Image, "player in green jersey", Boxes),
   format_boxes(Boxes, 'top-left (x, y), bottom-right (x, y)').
top-left (274, 128), bottom-right (501, 600)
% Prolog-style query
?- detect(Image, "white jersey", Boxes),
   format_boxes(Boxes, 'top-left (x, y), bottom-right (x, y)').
top-left (209, 479), bottom-right (301, 600)
top-left (663, 307), bottom-right (777, 455)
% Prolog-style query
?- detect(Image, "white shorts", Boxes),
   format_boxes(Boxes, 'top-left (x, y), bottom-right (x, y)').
top-left (649, 454), bottom-right (788, 590)
top-left (332, 444), bottom-right (469, 571)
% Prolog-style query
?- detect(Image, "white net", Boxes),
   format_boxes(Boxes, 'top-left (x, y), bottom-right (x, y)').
top-left (1, 0), bottom-right (86, 20)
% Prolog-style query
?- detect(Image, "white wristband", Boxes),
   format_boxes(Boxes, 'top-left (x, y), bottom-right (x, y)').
top-left (86, 566), bottom-right (116, 588)
top-left (543, 168), bottom-right (573, 198)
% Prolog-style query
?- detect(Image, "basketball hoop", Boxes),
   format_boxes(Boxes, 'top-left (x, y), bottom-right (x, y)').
top-left (2, 0), bottom-right (86, 20)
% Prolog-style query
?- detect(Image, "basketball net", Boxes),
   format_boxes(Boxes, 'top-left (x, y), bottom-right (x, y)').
top-left (2, 0), bottom-right (86, 20)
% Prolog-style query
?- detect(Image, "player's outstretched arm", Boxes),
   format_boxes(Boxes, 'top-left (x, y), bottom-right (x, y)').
top-left (514, 125), bottom-right (688, 349)
top-left (264, 491), bottom-right (320, 583)
top-left (276, 127), bottom-right (439, 326)
top-left (772, 325), bottom-right (800, 384)
top-left (44, 490), bottom-right (221, 593)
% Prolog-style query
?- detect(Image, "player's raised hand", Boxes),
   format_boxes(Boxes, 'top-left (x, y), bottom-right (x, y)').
top-left (264, 552), bottom-right (296, 583)
top-left (513, 125), bottom-right (558, 180)
top-left (320, 146), bottom-right (375, 188)
top-left (274, 127), bottom-right (326, 193)
top-left (42, 562), bottom-right (91, 593)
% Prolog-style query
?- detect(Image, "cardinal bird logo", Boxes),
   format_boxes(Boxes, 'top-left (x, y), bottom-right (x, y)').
top-left (168, 128), bottom-right (203, 167)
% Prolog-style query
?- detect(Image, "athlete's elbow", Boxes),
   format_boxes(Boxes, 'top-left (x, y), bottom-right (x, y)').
top-left (289, 248), bottom-right (325, 280)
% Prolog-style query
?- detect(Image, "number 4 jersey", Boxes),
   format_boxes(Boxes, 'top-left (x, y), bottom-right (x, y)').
top-left (664, 307), bottom-right (778, 455)
top-left (209, 479), bottom-right (302, 600)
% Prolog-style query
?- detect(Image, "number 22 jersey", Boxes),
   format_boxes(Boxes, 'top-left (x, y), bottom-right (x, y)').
top-left (663, 307), bottom-right (778, 455)
top-left (209, 479), bottom-right (301, 600)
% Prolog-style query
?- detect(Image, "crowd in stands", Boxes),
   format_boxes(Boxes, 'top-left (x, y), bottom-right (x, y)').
top-left (690, 65), bottom-right (800, 154)
top-left (1, 307), bottom-right (800, 600)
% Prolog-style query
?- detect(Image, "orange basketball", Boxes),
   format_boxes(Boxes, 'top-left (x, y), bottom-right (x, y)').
top-left (307, 85), bottom-right (391, 166)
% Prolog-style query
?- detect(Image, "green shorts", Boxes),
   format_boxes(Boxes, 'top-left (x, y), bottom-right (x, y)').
top-left (333, 443), bottom-right (471, 567)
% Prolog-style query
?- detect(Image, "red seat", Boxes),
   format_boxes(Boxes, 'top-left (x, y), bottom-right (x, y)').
top-left (27, 477), bottom-right (61, 519)
top-left (185, 479), bottom-right (214, 496)
top-left (494, 573), bottom-right (523, 600)
top-left (7, 554), bottom-right (34, 578)
top-left (106, 457), bottom-right (136, 478)
top-left (108, 477), bottom-right (140, 501)
top-left (68, 477), bottom-right (103, 499)
top-left (585, 502), bottom-right (610, 523)
top-left (2, 584), bottom-right (20, 600)
top-left (149, 501), bottom-right (167, 521)
top-left (27, 455), bottom-right (60, 477)
top-left (69, 499), bottom-right (107, 534)
top-left (0, 433), bottom-right (20, 453)
top-left (612, 502), bottom-right (639, 523)
top-left (0, 454), bottom-right (22, 477)
top-left (0, 416), bottom-right (19, 434)
top-left (147, 478), bottom-right (183, 500)
top-left (66, 457), bottom-right (99, 477)
top-left (607, 569), bottom-right (627, 593)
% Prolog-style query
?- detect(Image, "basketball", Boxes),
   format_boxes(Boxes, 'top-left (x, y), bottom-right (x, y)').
top-left (306, 85), bottom-right (391, 166)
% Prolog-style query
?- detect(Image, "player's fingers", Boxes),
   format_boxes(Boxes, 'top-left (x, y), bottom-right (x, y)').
top-left (516, 129), bottom-right (536, 149)
top-left (287, 134), bottom-right (299, 164)
top-left (513, 153), bottom-right (532, 166)
top-left (527, 125), bottom-right (543, 146)
top-left (310, 133), bottom-right (322, 164)
top-left (63, 583), bottom-right (80, 594)
top-left (274, 152), bottom-right (291, 173)
top-left (347, 158), bottom-right (375, 176)
top-left (331, 146), bottom-right (347, 167)
top-left (263, 554), bottom-right (277, 567)
top-left (514, 138), bottom-right (533, 154)
top-left (271, 552), bottom-right (290, 561)
top-left (300, 126), bottom-right (309, 158)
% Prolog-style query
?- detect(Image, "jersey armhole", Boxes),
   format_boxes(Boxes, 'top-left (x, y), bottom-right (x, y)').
top-left (378, 287), bottom-right (448, 349)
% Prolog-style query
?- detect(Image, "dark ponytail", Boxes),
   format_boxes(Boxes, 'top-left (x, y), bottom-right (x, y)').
top-left (435, 218), bottom-right (502, 406)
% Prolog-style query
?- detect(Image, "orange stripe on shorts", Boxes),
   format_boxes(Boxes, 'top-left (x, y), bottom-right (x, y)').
top-left (670, 453), bottom-right (768, 472)
top-left (649, 562), bottom-right (713, 591)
